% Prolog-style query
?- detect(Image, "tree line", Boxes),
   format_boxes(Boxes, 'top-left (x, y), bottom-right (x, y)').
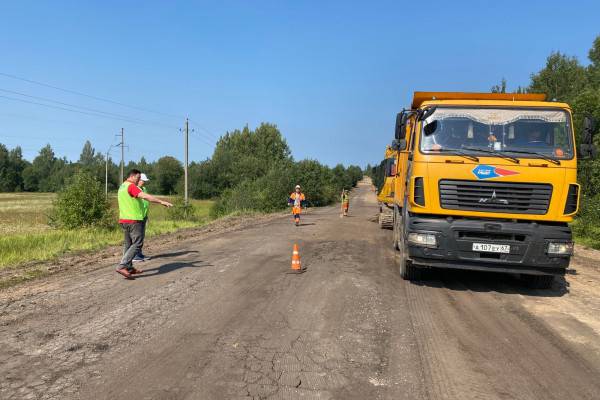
top-left (0, 140), bottom-right (185, 195)
top-left (490, 35), bottom-right (600, 236)
top-left (0, 122), bottom-right (363, 215)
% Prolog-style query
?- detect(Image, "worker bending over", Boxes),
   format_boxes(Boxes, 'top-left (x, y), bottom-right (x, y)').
top-left (288, 185), bottom-right (306, 226)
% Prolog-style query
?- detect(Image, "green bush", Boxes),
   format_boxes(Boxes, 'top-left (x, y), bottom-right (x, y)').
top-left (168, 197), bottom-right (198, 221)
top-left (48, 171), bottom-right (114, 229)
top-left (573, 194), bottom-right (600, 236)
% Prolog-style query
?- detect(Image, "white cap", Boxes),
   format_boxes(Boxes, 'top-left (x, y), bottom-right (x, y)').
top-left (140, 173), bottom-right (150, 182)
top-left (295, 185), bottom-right (301, 189)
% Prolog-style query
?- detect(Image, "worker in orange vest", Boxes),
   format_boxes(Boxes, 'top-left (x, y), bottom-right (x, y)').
top-left (288, 185), bottom-right (306, 226)
top-left (341, 189), bottom-right (350, 216)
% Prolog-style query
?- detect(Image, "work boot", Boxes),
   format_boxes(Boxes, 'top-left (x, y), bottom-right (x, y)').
top-left (116, 267), bottom-right (134, 280)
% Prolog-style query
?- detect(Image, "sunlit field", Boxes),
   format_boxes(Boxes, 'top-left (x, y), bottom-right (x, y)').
top-left (0, 193), bottom-right (213, 269)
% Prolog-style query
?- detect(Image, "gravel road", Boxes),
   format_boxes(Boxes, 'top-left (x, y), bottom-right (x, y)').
top-left (1, 180), bottom-right (599, 399)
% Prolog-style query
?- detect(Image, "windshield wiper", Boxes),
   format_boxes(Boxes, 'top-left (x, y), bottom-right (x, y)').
top-left (432, 148), bottom-right (479, 162)
top-left (461, 146), bottom-right (520, 164)
top-left (503, 150), bottom-right (561, 165)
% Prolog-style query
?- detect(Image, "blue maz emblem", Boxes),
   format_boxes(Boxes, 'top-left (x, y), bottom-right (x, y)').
top-left (472, 165), bottom-right (518, 180)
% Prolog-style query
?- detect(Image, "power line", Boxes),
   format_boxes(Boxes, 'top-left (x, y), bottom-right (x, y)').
top-left (0, 94), bottom-right (137, 122)
top-left (0, 71), bottom-right (221, 145)
top-left (189, 130), bottom-right (214, 147)
top-left (188, 119), bottom-right (220, 141)
top-left (192, 129), bottom-right (217, 144)
top-left (0, 71), bottom-right (183, 120)
top-left (0, 134), bottom-right (75, 142)
top-left (0, 93), bottom-right (178, 130)
top-left (116, 128), bottom-right (125, 183)
top-left (0, 88), bottom-right (180, 130)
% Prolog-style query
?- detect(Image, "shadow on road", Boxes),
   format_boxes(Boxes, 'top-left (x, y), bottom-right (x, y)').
top-left (148, 250), bottom-right (199, 260)
top-left (410, 268), bottom-right (569, 298)
top-left (296, 223), bottom-right (316, 227)
top-left (135, 260), bottom-right (211, 278)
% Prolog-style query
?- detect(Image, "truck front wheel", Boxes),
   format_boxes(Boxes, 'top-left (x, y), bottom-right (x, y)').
top-left (398, 207), bottom-right (421, 280)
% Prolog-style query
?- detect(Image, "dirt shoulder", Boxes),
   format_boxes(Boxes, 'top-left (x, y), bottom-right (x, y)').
top-left (519, 244), bottom-right (600, 360)
top-left (0, 210), bottom-right (289, 295)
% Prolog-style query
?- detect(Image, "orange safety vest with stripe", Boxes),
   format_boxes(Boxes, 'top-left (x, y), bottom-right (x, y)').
top-left (289, 192), bottom-right (306, 215)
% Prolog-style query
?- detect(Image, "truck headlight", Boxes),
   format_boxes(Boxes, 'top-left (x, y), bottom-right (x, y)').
top-left (408, 232), bottom-right (437, 248)
top-left (547, 242), bottom-right (573, 256)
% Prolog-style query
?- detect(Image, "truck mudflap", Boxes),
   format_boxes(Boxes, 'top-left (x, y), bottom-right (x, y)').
top-left (405, 216), bottom-right (572, 276)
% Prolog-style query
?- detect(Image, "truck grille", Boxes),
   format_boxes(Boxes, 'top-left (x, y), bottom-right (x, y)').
top-left (439, 180), bottom-right (552, 215)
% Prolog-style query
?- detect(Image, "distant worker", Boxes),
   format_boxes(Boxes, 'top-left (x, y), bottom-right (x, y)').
top-left (116, 169), bottom-right (173, 280)
top-left (288, 185), bottom-right (306, 226)
top-left (341, 189), bottom-right (350, 217)
top-left (133, 173), bottom-right (151, 263)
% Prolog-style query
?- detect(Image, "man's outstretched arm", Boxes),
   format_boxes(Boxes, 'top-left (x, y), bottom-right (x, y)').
top-left (137, 191), bottom-right (173, 207)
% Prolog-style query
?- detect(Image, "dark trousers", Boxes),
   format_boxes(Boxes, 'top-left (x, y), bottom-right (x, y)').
top-left (136, 217), bottom-right (147, 257)
top-left (119, 222), bottom-right (144, 269)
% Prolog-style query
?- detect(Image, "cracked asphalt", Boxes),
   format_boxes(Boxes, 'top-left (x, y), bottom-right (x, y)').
top-left (1, 179), bottom-right (600, 399)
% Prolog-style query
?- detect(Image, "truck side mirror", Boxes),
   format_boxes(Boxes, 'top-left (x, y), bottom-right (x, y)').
top-left (392, 138), bottom-right (407, 151)
top-left (423, 120), bottom-right (438, 136)
top-left (579, 115), bottom-right (598, 159)
top-left (394, 112), bottom-right (406, 140)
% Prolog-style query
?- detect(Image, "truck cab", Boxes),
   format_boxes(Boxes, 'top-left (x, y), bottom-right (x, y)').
top-left (392, 92), bottom-right (597, 288)
top-left (377, 146), bottom-right (398, 228)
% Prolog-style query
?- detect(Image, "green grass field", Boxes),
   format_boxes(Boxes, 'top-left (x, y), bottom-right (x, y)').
top-left (0, 193), bottom-right (214, 269)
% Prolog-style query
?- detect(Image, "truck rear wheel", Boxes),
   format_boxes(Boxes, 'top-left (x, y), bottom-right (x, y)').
top-left (522, 274), bottom-right (555, 289)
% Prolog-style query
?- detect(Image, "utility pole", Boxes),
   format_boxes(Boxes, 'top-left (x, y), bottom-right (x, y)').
top-left (116, 128), bottom-right (125, 183)
top-left (184, 118), bottom-right (189, 205)
top-left (105, 145), bottom-right (114, 198)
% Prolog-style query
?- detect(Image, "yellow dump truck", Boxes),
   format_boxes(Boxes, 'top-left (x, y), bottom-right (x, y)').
top-left (377, 146), bottom-right (397, 228)
top-left (391, 92), bottom-right (597, 288)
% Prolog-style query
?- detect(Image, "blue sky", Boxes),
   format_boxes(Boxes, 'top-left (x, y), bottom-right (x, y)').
top-left (1, 0), bottom-right (599, 167)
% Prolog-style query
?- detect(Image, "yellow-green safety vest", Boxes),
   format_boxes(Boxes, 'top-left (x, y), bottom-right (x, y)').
top-left (141, 186), bottom-right (149, 218)
top-left (118, 182), bottom-right (144, 221)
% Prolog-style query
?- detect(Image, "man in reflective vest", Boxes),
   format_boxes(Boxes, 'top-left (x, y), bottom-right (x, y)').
top-left (133, 173), bottom-right (151, 262)
top-left (116, 169), bottom-right (173, 279)
top-left (288, 185), bottom-right (306, 226)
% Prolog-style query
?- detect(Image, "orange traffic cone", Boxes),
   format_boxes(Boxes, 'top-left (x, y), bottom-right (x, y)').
top-left (288, 243), bottom-right (305, 274)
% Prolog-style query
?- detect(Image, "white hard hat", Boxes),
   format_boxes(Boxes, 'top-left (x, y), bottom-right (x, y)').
top-left (140, 173), bottom-right (150, 182)
top-left (295, 185), bottom-right (301, 189)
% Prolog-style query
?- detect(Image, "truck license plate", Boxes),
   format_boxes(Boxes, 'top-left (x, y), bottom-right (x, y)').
top-left (472, 243), bottom-right (510, 253)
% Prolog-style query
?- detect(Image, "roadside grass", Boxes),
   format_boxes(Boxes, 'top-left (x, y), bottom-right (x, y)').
top-left (572, 220), bottom-right (600, 250)
top-left (0, 193), bottom-right (213, 269)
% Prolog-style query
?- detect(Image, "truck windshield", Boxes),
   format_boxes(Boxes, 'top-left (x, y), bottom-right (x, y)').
top-left (420, 107), bottom-right (573, 160)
